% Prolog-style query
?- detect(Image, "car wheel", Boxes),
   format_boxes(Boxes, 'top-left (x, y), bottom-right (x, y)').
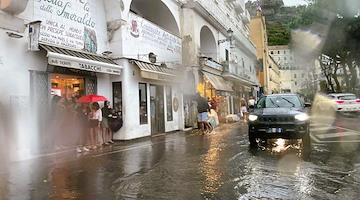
top-left (249, 134), bottom-right (257, 147)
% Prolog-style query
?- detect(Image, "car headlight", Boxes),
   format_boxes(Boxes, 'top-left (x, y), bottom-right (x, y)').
top-left (248, 114), bottom-right (258, 121)
top-left (294, 113), bottom-right (309, 121)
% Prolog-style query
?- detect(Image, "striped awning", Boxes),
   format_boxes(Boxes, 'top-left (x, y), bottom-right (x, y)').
top-left (131, 60), bottom-right (182, 82)
top-left (39, 43), bottom-right (122, 75)
top-left (202, 71), bottom-right (234, 92)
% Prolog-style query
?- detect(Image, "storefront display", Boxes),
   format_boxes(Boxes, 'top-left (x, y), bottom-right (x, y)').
top-left (51, 74), bottom-right (85, 99)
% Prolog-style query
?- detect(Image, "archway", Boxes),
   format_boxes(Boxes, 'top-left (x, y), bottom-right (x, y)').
top-left (200, 26), bottom-right (217, 60)
top-left (130, 0), bottom-right (180, 36)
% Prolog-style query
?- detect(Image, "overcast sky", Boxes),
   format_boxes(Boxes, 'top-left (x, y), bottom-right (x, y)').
top-left (282, 0), bottom-right (308, 6)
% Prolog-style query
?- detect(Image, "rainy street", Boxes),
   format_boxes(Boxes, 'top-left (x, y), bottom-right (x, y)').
top-left (1, 116), bottom-right (360, 200)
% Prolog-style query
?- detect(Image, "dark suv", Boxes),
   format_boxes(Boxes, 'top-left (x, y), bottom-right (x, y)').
top-left (248, 93), bottom-right (311, 146)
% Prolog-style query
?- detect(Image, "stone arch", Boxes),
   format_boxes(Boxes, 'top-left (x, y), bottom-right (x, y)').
top-left (199, 26), bottom-right (217, 60)
top-left (129, 0), bottom-right (180, 36)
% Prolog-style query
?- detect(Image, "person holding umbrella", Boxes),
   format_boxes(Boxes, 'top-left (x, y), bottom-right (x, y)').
top-left (77, 95), bottom-right (107, 149)
top-left (89, 102), bottom-right (102, 149)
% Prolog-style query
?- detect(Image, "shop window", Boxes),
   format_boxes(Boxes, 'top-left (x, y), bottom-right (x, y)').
top-left (139, 83), bottom-right (148, 124)
top-left (51, 73), bottom-right (84, 99)
top-left (166, 86), bottom-right (173, 121)
top-left (112, 82), bottom-right (122, 117)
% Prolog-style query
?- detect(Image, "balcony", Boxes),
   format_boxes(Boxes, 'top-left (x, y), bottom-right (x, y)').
top-left (241, 10), bottom-right (250, 24)
top-left (234, 0), bottom-right (245, 14)
top-left (222, 62), bottom-right (257, 85)
top-left (200, 57), bottom-right (223, 71)
top-left (183, 0), bottom-right (256, 54)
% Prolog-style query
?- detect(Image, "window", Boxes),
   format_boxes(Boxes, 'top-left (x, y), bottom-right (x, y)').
top-left (139, 83), bottom-right (147, 124)
top-left (284, 57), bottom-right (287, 60)
top-left (271, 51), bottom-right (274, 54)
top-left (112, 82), bottom-right (122, 117)
top-left (225, 49), bottom-right (229, 61)
top-left (295, 81), bottom-right (297, 86)
top-left (294, 74), bottom-right (297, 78)
top-left (284, 51), bottom-right (286, 54)
top-left (166, 86), bottom-right (173, 121)
top-left (278, 51), bottom-right (280, 54)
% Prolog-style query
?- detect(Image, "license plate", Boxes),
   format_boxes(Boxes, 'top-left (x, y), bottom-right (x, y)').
top-left (267, 128), bottom-right (283, 133)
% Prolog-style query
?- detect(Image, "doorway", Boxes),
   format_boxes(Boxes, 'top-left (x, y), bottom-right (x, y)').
top-left (150, 84), bottom-right (165, 135)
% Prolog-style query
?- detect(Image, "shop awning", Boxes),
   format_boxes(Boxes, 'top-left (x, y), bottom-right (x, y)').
top-left (39, 43), bottom-right (122, 75)
top-left (202, 71), bottom-right (234, 92)
top-left (131, 60), bottom-right (182, 82)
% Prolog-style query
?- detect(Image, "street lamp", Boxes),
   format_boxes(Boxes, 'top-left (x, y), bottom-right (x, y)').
top-left (218, 28), bottom-right (234, 45)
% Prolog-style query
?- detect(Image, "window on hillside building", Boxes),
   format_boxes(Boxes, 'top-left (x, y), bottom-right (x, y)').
top-left (225, 49), bottom-right (229, 61)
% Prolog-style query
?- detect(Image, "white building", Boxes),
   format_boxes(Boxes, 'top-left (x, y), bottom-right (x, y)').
top-left (182, 0), bottom-right (259, 122)
top-left (0, 0), bottom-right (258, 160)
top-left (269, 45), bottom-right (309, 93)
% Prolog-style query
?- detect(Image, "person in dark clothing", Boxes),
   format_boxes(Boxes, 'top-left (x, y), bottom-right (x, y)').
top-left (76, 102), bottom-right (90, 153)
top-left (196, 93), bottom-right (212, 134)
top-left (101, 101), bottom-right (115, 145)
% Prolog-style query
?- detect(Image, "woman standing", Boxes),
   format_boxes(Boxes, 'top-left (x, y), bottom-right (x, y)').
top-left (89, 102), bottom-right (102, 149)
top-left (101, 101), bottom-right (115, 145)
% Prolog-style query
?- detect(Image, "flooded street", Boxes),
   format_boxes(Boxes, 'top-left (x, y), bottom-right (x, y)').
top-left (1, 121), bottom-right (360, 200)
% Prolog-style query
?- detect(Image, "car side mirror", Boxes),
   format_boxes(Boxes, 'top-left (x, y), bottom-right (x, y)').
top-left (304, 102), bottom-right (311, 107)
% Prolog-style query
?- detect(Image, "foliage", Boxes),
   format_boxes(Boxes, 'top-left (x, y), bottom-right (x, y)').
top-left (288, 0), bottom-right (360, 95)
top-left (267, 23), bottom-right (291, 45)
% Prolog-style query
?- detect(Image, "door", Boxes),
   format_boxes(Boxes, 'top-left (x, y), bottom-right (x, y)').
top-left (150, 85), bottom-right (165, 135)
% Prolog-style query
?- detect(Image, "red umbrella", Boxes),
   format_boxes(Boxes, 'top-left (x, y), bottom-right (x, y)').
top-left (77, 95), bottom-right (107, 103)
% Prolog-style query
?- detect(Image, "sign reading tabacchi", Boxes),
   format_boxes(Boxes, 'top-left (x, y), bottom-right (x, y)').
top-left (34, 0), bottom-right (98, 52)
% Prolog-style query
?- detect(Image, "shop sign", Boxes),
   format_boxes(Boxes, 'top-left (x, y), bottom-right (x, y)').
top-left (216, 90), bottom-right (229, 96)
top-left (48, 57), bottom-right (121, 75)
top-left (140, 71), bottom-right (180, 82)
top-left (34, 0), bottom-right (98, 52)
top-left (205, 60), bottom-right (222, 71)
top-left (129, 13), bottom-right (182, 55)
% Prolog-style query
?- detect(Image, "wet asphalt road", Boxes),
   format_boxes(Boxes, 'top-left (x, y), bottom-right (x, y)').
top-left (1, 117), bottom-right (360, 200)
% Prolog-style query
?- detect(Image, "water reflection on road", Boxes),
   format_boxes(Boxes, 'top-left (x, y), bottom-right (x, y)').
top-left (0, 122), bottom-right (360, 199)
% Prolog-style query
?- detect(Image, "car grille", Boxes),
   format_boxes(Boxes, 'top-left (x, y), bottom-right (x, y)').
top-left (259, 116), bottom-right (294, 122)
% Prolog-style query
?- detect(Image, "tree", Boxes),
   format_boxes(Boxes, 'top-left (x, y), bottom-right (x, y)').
top-left (288, 0), bottom-right (360, 95)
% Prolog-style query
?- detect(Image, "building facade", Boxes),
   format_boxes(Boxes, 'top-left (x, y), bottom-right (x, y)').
top-left (248, 10), bottom-right (270, 95)
top-left (0, 0), bottom-right (258, 160)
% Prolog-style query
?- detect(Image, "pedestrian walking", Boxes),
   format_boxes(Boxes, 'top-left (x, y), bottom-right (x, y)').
top-left (195, 93), bottom-right (212, 134)
top-left (239, 98), bottom-right (248, 122)
top-left (248, 96), bottom-right (256, 109)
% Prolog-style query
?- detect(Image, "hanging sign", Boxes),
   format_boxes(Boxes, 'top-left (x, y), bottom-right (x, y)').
top-left (34, 0), bottom-right (99, 53)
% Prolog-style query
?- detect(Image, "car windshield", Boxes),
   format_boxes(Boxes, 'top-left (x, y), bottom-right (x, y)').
top-left (257, 95), bottom-right (302, 108)
top-left (337, 95), bottom-right (356, 100)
